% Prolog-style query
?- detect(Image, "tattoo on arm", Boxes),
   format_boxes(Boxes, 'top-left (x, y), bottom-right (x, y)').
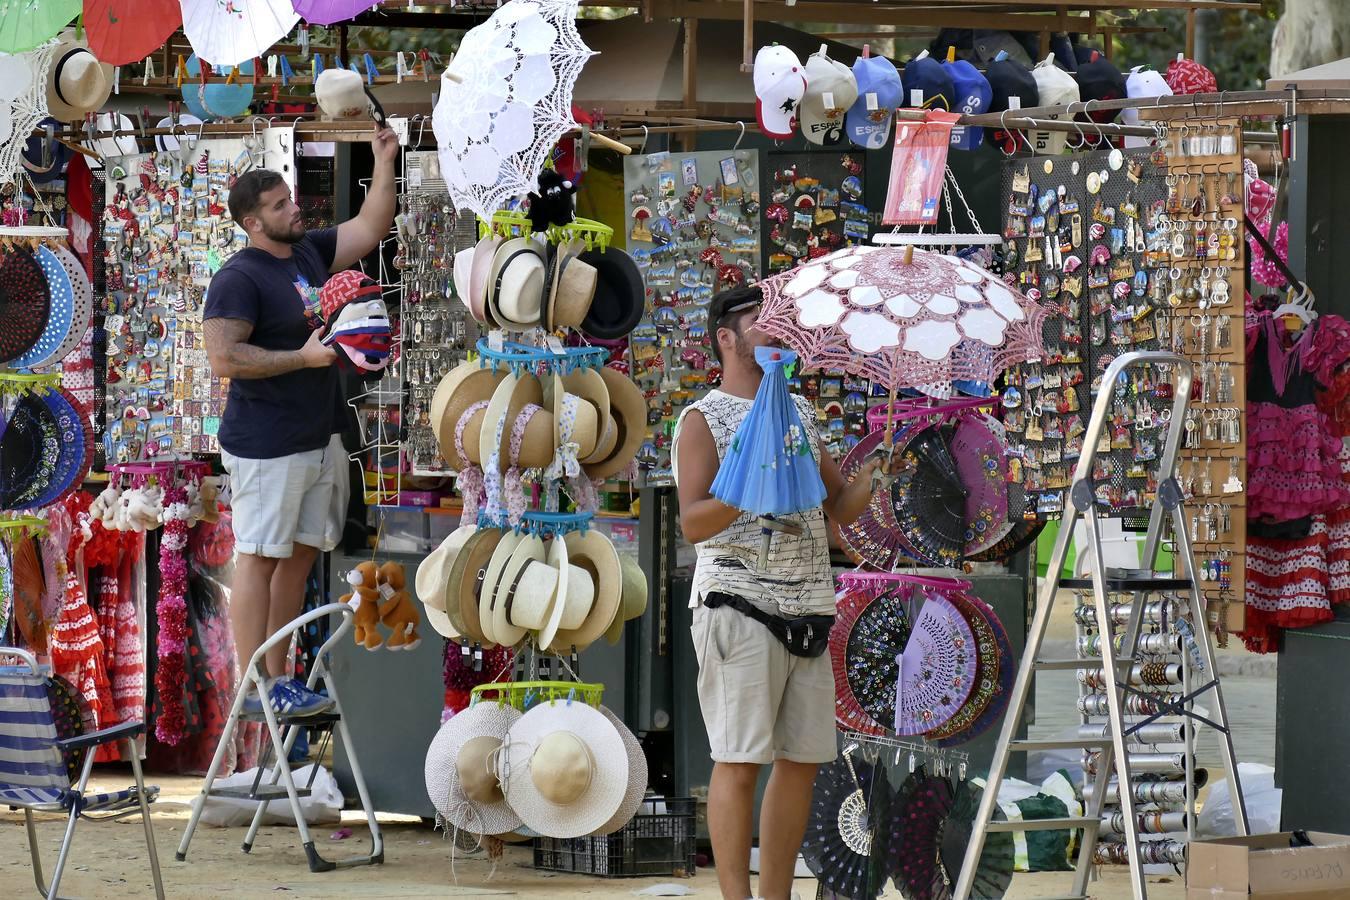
top-left (204, 317), bottom-right (304, 379)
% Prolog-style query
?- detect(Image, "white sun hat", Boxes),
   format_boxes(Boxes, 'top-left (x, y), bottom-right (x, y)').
top-left (424, 701), bottom-right (523, 836)
top-left (500, 699), bottom-right (629, 839)
top-left (591, 705), bottom-right (649, 836)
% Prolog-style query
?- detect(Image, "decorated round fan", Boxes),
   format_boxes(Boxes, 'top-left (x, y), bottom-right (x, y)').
top-left (892, 424), bottom-right (969, 567)
top-left (933, 594), bottom-right (1015, 749)
top-left (925, 591), bottom-right (1000, 744)
top-left (839, 424), bottom-right (918, 570)
top-left (931, 780), bottom-right (1015, 900)
top-left (831, 588), bottom-right (887, 736)
top-left (888, 768), bottom-right (955, 900)
top-left (0, 244), bottom-right (52, 365)
top-left (894, 589), bottom-right (975, 736)
top-left (845, 588), bottom-right (912, 734)
top-left (967, 475), bottom-right (1044, 564)
top-left (948, 415), bottom-right (1009, 556)
top-left (27, 388), bottom-right (91, 508)
top-left (0, 390), bottom-right (60, 510)
top-left (802, 748), bottom-right (894, 900)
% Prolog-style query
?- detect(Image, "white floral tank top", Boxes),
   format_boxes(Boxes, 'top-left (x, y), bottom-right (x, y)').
top-left (672, 389), bottom-right (836, 616)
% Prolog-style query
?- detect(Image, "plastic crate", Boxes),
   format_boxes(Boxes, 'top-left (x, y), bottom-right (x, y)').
top-left (533, 797), bottom-right (697, 878)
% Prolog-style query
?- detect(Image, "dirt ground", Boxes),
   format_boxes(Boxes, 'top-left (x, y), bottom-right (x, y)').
top-left (1, 768), bottom-right (1189, 900)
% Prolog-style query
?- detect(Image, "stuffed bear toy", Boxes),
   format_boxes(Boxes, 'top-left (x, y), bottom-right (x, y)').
top-left (527, 168), bottom-right (577, 233)
top-left (376, 561), bottom-right (421, 651)
top-left (344, 561), bottom-right (384, 650)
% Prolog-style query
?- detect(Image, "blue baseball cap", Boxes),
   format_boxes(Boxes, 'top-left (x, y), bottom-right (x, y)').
top-left (943, 58), bottom-right (991, 150)
top-left (846, 54), bottom-right (902, 150)
top-left (901, 53), bottom-right (953, 110)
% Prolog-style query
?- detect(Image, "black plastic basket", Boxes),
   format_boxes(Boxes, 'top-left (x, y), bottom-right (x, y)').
top-left (533, 797), bottom-right (697, 878)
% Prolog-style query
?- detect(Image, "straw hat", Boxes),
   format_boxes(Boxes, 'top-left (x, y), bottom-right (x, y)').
top-left (469, 235), bottom-right (501, 326)
top-left (592, 705), bottom-right (649, 836)
top-left (477, 529), bottom-right (527, 646)
top-left (448, 528), bottom-right (506, 645)
top-left (605, 554), bottom-right (650, 645)
top-left (490, 534), bottom-right (551, 648)
top-left (315, 68), bottom-right (383, 122)
top-left (582, 368), bottom-right (650, 481)
top-left (543, 374), bottom-right (601, 462)
top-left (548, 529), bottom-right (622, 653)
top-left (532, 534), bottom-right (597, 652)
top-left (546, 239), bottom-right (598, 332)
top-left (500, 700), bottom-right (630, 838)
top-left (432, 361), bottom-right (507, 471)
top-left (424, 701), bottom-right (523, 835)
top-left (486, 238), bottom-right (546, 330)
top-left (47, 35), bottom-right (113, 122)
top-left (559, 367), bottom-right (613, 466)
top-left (478, 371), bottom-right (555, 474)
top-left (416, 525), bottom-right (476, 638)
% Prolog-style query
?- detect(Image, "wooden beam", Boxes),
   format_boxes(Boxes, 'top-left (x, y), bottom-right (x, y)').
top-left (656, 0), bottom-right (1097, 30)
top-left (741, 0), bottom-right (753, 72)
top-left (1186, 9), bottom-right (1197, 59)
top-left (682, 17), bottom-right (698, 152)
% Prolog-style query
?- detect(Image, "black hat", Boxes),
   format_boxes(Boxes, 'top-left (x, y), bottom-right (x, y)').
top-left (1075, 50), bottom-right (1127, 120)
top-left (22, 118), bottom-right (71, 185)
top-left (986, 55), bottom-right (1038, 113)
top-left (579, 246), bottom-right (644, 340)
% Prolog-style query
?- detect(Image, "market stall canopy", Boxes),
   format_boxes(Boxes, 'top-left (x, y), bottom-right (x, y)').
top-left (1267, 57), bottom-right (1350, 91)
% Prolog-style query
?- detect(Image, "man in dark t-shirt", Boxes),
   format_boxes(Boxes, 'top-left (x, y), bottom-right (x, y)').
top-left (204, 126), bottom-right (398, 716)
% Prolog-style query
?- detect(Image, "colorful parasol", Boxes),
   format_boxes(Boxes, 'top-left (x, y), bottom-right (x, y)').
top-left (180, 0), bottom-right (299, 68)
top-left (292, 0), bottom-right (384, 26)
top-left (0, 0), bottom-right (77, 53)
top-left (756, 245), bottom-right (1050, 398)
top-left (432, 0), bottom-right (594, 222)
top-left (894, 588), bottom-right (975, 736)
top-left (802, 748), bottom-right (894, 900)
top-left (84, 0), bottom-right (182, 66)
top-left (932, 780), bottom-right (1015, 900)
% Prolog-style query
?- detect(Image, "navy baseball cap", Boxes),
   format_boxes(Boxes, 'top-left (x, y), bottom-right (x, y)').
top-left (986, 52), bottom-right (1038, 112)
top-left (846, 53), bottom-right (903, 150)
top-left (943, 57), bottom-right (992, 150)
top-left (901, 52), bottom-right (953, 110)
top-left (1076, 50), bottom-right (1127, 122)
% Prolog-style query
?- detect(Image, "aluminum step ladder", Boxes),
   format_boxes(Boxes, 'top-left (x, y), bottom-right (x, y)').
top-left (953, 351), bottom-right (1248, 900)
top-left (175, 602), bottom-right (383, 873)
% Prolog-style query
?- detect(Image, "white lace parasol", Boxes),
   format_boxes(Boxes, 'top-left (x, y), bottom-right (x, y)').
top-left (0, 41), bottom-right (53, 187)
top-left (433, 0), bottom-right (594, 222)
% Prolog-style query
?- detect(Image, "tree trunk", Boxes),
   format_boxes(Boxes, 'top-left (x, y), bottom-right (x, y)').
top-left (1271, 0), bottom-right (1350, 78)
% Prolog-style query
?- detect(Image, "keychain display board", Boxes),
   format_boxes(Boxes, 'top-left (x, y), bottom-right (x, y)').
top-left (1156, 120), bottom-right (1247, 635)
top-left (622, 149), bottom-right (763, 483)
top-left (100, 141), bottom-right (254, 462)
top-left (999, 147), bottom-right (1172, 520)
top-left (762, 149), bottom-right (871, 276)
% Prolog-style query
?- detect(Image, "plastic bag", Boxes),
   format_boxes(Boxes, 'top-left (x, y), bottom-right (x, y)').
top-left (1198, 762), bottom-right (1281, 838)
top-left (883, 110), bottom-right (959, 225)
top-left (192, 763), bottom-right (344, 827)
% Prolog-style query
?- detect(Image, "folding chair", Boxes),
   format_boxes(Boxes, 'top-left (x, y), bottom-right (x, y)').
top-left (1, 646), bottom-right (164, 900)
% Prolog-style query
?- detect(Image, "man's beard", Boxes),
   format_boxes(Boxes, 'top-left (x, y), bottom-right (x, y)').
top-left (262, 218), bottom-right (305, 244)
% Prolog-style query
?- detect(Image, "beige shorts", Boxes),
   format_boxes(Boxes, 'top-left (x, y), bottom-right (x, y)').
top-left (220, 433), bottom-right (349, 558)
top-left (691, 601), bottom-right (837, 765)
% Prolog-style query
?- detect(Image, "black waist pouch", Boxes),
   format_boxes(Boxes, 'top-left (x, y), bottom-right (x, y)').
top-left (703, 592), bottom-right (834, 658)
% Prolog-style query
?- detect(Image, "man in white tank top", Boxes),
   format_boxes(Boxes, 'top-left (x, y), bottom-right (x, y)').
top-left (672, 286), bottom-right (880, 900)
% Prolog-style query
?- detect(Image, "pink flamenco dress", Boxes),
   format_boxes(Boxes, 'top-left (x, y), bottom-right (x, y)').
top-left (1243, 313), bottom-right (1350, 652)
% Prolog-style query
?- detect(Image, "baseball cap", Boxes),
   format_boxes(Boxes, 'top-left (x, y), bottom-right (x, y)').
top-left (943, 54), bottom-right (991, 150)
top-left (1030, 54), bottom-right (1079, 154)
top-left (1075, 50), bottom-right (1126, 120)
top-left (901, 51), bottom-right (953, 110)
top-left (846, 51), bottom-right (902, 150)
top-left (971, 30), bottom-right (1033, 67)
top-left (799, 45), bottom-right (859, 146)
top-left (754, 44), bottom-right (806, 140)
top-left (1121, 66), bottom-right (1171, 148)
top-left (985, 51), bottom-right (1038, 154)
top-left (1165, 54), bottom-right (1218, 95)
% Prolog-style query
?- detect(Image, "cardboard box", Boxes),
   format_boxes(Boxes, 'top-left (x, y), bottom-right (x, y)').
top-left (1187, 832), bottom-right (1350, 900)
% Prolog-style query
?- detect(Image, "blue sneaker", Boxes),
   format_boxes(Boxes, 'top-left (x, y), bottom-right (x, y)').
top-left (241, 689), bottom-right (266, 716)
top-left (268, 677), bottom-right (335, 717)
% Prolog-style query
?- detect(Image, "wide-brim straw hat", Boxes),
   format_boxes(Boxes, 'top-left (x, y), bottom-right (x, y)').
top-left (477, 529), bottom-right (527, 646)
top-left (479, 371), bottom-right (556, 475)
top-left (449, 527), bottom-right (507, 645)
top-left (425, 701), bottom-right (523, 835)
top-left (548, 529), bottom-right (622, 653)
top-left (432, 361), bottom-right (507, 471)
top-left (416, 524), bottom-right (477, 638)
top-left (500, 700), bottom-right (629, 839)
top-left (547, 239), bottom-right (598, 332)
top-left (47, 36), bottom-right (113, 122)
top-left (605, 553), bottom-right (650, 645)
top-left (582, 367), bottom-right (650, 481)
top-left (592, 705), bottom-right (649, 836)
top-left (469, 235), bottom-right (502, 325)
top-left (544, 373), bottom-right (601, 462)
top-left (490, 534), bottom-right (551, 648)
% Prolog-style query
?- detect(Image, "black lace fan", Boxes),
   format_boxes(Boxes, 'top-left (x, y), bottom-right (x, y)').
top-left (803, 748), bottom-right (894, 900)
top-left (931, 780), bottom-right (1015, 900)
top-left (891, 425), bottom-right (969, 567)
top-left (888, 767), bottom-right (955, 900)
top-left (844, 588), bottom-right (912, 733)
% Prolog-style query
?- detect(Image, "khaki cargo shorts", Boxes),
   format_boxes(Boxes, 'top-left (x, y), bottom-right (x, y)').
top-left (691, 600), bottom-right (837, 765)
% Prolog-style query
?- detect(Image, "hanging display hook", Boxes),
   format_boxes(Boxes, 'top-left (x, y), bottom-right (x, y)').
top-left (733, 120), bottom-right (745, 151)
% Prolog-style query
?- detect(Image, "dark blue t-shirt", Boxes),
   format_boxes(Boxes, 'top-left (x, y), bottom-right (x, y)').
top-left (203, 229), bottom-right (341, 459)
